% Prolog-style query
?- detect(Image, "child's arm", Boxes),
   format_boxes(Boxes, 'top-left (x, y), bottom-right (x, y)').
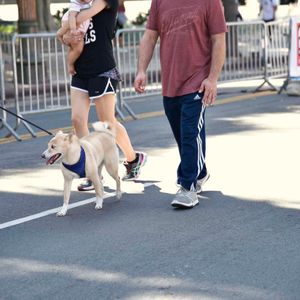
top-left (68, 11), bottom-right (78, 33)
top-left (76, 0), bottom-right (108, 25)
top-left (57, 24), bottom-right (69, 44)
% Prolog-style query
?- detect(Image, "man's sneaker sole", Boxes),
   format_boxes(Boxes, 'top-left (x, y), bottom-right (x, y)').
top-left (78, 185), bottom-right (95, 192)
top-left (77, 180), bottom-right (94, 191)
top-left (171, 199), bottom-right (199, 209)
top-left (77, 176), bottom-right (105, 191)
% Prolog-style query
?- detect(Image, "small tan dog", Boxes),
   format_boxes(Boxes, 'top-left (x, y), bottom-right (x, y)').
top-left (41, 122), bottom-right (121, 217)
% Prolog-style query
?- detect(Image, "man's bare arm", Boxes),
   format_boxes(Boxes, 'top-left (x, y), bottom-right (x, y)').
top-left (137, 29), bottom-right (159, 73)
top-left (208, 32), bottom-right (226, 83)
top-left (134, 29), bottom-right (159, 93)
top-left (200, 32), bottom-right (226, 106)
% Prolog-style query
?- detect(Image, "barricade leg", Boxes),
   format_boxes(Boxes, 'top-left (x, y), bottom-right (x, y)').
top-left (0, 44), bottom-right (22, 141)
top-left (115, 104), bottom-right (126, 121)
top-left (0, 117), bottom-right (22, 141)
top-left (278, 79), bottom-right (289, 94)
top-left (20, 118), bottom-right (36, 137)
top-left (122, 102), bottom-right (138, 120)
top-left (254, 78), bottom-right (278, 92)
top-left (116, 81), bottom-right (138, 120)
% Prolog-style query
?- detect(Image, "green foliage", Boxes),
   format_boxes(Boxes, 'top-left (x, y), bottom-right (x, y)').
top-left (132, 11), bottom-right (149, 26)
top-left (53, 7), bottom-right (68, 27)
top-left (0, 22), bottom-right (17, 33)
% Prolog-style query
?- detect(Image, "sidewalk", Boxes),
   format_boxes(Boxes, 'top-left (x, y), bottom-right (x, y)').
top-left (0, 78), bottom-right (285, 142)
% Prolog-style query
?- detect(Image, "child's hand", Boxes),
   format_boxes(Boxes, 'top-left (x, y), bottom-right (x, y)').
top-left (63, 31), bottom-right (84, 45)
top-left (70, 29), bottom-right (78, 35)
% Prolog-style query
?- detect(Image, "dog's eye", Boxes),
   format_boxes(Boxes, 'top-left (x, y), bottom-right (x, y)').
top-left (51, 145), bottom-right (56, 149)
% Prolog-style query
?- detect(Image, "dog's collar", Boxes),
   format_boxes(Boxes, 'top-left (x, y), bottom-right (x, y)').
top-left (62, 146), bottom-right (86, 178)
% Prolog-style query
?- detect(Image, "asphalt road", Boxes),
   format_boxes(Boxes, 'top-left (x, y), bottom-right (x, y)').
top-left (0, 91), bottom-right (300, 300)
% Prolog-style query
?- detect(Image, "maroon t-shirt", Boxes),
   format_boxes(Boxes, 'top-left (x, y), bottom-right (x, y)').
top-left (146, 0), bottom-right (227, 97)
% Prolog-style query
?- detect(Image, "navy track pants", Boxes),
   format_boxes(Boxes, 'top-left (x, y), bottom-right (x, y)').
top-left (163, 91), bottom-right (207, 191)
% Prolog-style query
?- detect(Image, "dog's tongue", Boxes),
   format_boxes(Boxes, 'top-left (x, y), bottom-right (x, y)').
top-left (47, 154), bottom-right (60, 165)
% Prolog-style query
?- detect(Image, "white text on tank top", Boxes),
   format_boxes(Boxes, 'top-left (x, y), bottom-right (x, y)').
top-left (85, 21), bottom-right (96, 45)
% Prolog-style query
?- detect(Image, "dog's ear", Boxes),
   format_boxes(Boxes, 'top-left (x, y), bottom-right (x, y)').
top-left (67, 132), bottom-right (75, 142)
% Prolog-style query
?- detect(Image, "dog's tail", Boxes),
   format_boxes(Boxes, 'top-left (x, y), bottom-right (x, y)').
top-left (92, 121), bottom-right (116, 137)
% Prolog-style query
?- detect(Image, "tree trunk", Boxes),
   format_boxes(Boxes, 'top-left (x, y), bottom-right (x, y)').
top-left (16, 0), bottom-right (40, 83)
top-left (17, 0), bottom-right (38, 33)
top-left (36, 0), bottom-right (57, 32)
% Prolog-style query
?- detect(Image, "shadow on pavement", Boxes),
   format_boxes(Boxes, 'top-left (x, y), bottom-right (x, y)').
top-left (0, 188), bottom-right (300, 299)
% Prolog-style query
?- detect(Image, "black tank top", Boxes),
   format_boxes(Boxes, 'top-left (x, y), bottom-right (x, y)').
top-left (74, 0), bottom-right (118, 78)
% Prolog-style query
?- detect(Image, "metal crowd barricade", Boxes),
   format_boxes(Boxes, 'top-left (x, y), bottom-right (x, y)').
top-left (0, 20), bottom-right (291, 140)
top-left (115, 23), bottom-right (268, 114)
top-left (0, 32), bottom-right (13, 59)
top-left (115, 28), bottom-right (161, 119)
top-left (116, 20), bottom-right (290, 114)
top-left (214, 19), bottom-right (288, 90)
top-left (11, 33), bottom-right (70, 135)
top-left (0, 43), bottom-right (5, 120)
top-left (221, 21), bottom-right (265, 83)
top-left (0, 32), bottom-right (14, 103)
top-left (0, 43), bottom-right (21, 140)
top-left (264, 19), bottom-right (290, 79)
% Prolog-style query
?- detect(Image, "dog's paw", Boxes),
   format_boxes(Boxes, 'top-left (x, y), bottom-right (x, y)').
top-left (56, 210), bottom-right (67, 217)
top-left (95, 197), bottom-right (103, 210)
top-left (94, 203), bottom-right (103, 210)
top-left (116, 191), bottom-right (122, 199)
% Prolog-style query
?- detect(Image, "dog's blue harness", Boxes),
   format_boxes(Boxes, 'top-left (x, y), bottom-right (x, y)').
top-left (62, 146), bottom-right (86, 178)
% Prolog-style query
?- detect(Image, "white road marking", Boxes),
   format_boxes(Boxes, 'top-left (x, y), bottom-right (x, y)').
top-left (0, 182), bottom-right (156, 231)
top-left (0, 192), bottom-right (115, 230)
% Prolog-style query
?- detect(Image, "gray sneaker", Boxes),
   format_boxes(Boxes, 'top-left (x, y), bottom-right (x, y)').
top-left (171, 187), bottom-right (199, 208)
top-left (196, 173), bottom-right (210, 194)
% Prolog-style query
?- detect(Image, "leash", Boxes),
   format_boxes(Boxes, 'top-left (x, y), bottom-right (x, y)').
top-left (0, 105), bottom-right (53, 136)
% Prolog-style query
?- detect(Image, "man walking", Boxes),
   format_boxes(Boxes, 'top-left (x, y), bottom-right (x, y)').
top-left (134, 0), bottom-right (227, 208)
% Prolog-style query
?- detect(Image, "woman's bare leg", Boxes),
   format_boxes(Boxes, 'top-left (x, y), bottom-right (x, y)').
top-left (71, 88), bottom-right (90, 138)
top-left (71, 88), bottom-right (93, 190)
top-left (94, 93), bottom-right (136, 162)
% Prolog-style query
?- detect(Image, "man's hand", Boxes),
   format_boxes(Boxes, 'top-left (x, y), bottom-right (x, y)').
top-left (134, 71), bottom-right (147, 93)
top-left (199, 78), bottom-right (217, 107)
top-left (62, 31), bottom-right (84, 46)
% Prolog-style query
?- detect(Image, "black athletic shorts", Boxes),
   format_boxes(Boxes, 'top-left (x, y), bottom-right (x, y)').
top-left (71, 75), bottom-right (118, 100)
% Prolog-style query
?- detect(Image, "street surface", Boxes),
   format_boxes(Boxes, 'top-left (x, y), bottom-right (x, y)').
top-left (0, 84), bottom-right (300, 299)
